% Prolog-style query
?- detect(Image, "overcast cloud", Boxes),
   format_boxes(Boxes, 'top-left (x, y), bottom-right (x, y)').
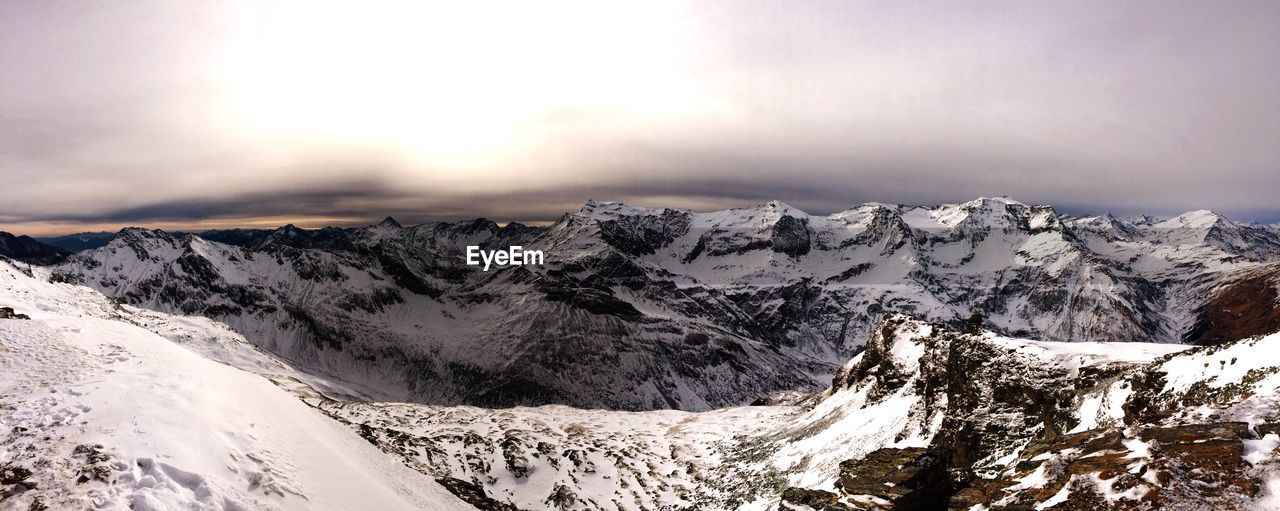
top-left (2, 0), bottom-right (1278, 235)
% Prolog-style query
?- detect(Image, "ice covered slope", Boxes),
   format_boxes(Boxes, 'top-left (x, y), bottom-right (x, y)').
top-left (47, 198), bottom-right (1280, 411)
top-left (0, 261), bottom-right (472, 511)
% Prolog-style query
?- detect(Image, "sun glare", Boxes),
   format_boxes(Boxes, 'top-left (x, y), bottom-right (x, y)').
top-left (216, 1), bottom-right (709, 175)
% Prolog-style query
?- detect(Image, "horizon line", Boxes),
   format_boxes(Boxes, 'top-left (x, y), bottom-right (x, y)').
top-left (6, 196), bottom-right (1280, 238)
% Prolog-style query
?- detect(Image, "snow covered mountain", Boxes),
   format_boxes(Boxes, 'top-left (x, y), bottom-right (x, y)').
top-left (0, 261), bottom-right (472, 510)
top-left (44, 198), bottom-right (1280, 411)
top-left (1147, 210), bottom-right (1280, 261)
top-left (6, 258), bottom-right (1280, 510)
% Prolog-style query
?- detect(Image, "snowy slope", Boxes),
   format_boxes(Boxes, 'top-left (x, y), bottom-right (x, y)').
top-left (0, 261), bottom-right (471, 510)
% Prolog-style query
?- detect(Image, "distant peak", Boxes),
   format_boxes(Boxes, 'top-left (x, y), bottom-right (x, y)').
top-left (752, 201), bottom-right (806, 217)
top-left (1157, 209), bottom-right (1232, 229)
top-left (456, 218), bottom-right (498, 234)
top-left (378, 216), bottom-right (402, 228)
top-left (577, 199), bottom-right (646, 217)
top-left (580, 198), bottom-right (618, 212)
top-left (967, 196), bottom-right (1026, 207)
top-left (115, 227), bottom-right (170, 239)
top-left (1128, 214), bottom-right (1160, 226)
top-left (1180, 209), bottom-right (1223, 219)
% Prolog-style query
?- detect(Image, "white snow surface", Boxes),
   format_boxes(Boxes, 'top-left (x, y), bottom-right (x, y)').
top-left (0, 261), bottom-right (470, 510)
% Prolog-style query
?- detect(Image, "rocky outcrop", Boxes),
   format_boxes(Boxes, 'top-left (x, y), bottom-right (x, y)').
top-left (778, 447), bottom-right (950, 510)
top-left (595, 206), bottom-right (691, 256)
top-left (0, 307), bottom-right (29, 320)
top-left (1184, 263), bottom-right (1280, 345)
top-left (778, 316), bottom-right (1280, 510)
top-left (950, 423), bottom-right (1262, 510)
top-left (770, 215), bottom-right (812, 256)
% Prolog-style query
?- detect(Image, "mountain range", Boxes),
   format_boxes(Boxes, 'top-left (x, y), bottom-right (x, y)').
top-left (0, 231), bottom-right (71, 265)
top-left (16, 197), bottom-right (1280, 412)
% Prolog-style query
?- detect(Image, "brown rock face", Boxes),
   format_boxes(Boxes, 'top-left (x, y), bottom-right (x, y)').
top-left (779, 448), bottom-right (949, 510)
top-left (779, 487), bottom-right (845, 510)
top-left (951, 422), bottom-right (1262, 510)
top-left (1184, 264), bottom-right (1280, 345)
top-left (0, 306), bottom-right (30, 319)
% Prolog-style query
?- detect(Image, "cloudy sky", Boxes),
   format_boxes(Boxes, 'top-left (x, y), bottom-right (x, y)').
top-left (3, 0), bottom-right (1279, 235)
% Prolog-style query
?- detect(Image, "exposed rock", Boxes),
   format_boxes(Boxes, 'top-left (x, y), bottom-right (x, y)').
top-left (771, 215), bottom-right (812, 256)
top-left (1184, 263), bottom-right (1280, 345)
top-left (0, 307), bottom-right (30, 320)
top-left (948, 422), bottom-right (1262, 510)
top-left (836, 448), bottom-right (949, 509)
top-left (597, 208), bottom-right (691, 256)
top-left (779, 487), bottom-right (845, 510)
top-left (434, 477), bottom-right (524, 511)
top-left (781, 316), bottom-right (1280, 511)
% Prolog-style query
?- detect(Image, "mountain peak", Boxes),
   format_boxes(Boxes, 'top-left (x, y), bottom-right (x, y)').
top-left (455, 218), bottom-right (498, 234)
top-left (113, 227), bottom-right (172, 241)
top-left (580, 198), bottom-right (615, 213)
top-left (1156, 209), bottom-right (1231, 230)
top-left (1128, 214), bottom-right (1160, 226)
top-left (378, 216), bottom-right (403, 228)
top-left (966, 196), bottom-right (1026, 208)
top-left (760, 200), bottom-right (806, 216)
top-left (576, 200), bottom-right (659, 220)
